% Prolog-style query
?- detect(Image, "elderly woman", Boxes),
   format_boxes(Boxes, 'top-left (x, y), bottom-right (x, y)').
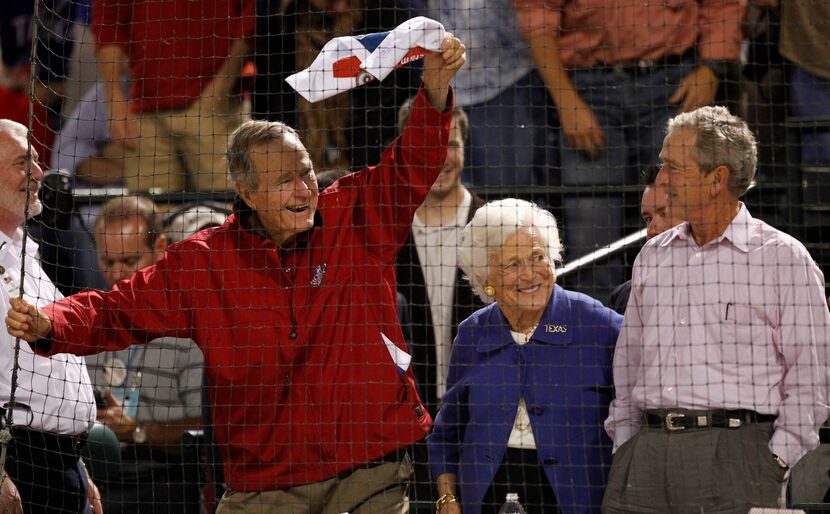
top-left (427, 199), bottom-right (622, 514)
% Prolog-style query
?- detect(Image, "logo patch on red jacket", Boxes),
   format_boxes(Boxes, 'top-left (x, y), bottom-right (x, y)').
top-left (310, 263), bottom-right (327, 287)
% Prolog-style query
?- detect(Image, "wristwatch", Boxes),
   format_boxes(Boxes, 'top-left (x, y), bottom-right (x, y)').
top-left (772, 453), bottom-right (789, 470)
top-left (133, 422), bottom-right (147, 444)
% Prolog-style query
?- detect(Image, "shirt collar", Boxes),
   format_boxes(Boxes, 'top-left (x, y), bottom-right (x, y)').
top-left (233, 194), bottom-right (321, 249)
top-left (716, 202), bottom-right (752, 253)
top-left (659, 221), bottom-right (692, 247)
top-left (0, 228), bottom-right (39, 262)
top-left (658, 202), bottom-right (751, 252)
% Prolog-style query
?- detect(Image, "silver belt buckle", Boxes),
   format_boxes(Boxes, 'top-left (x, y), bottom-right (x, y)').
top-left (665, 412), bottom-right (686, 431)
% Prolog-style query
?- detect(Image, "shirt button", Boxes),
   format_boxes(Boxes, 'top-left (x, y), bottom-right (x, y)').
top-left (679, 319), bottom-right (687, 325)
top-left (666, 387), bottom-right (673, 392)
top-left (695, 252), bottom-right (701, 258)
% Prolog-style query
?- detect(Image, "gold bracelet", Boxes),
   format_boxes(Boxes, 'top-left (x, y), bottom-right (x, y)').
top-left (435, 493), bottom-right (458, 513)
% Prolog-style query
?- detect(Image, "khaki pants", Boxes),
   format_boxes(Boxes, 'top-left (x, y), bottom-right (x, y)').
top-left (216, 453), bottom-right (413, 514)
top-left (124, 95), bottom-right (249, 192)
top-left (602, 422), bottom-right (787, 514)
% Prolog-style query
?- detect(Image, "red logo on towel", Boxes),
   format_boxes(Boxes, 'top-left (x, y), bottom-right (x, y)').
top-left (332, 47), bottom-right (428, 78)
top-left (333, 56), bottom-right (363, 78)
top-left (398, 47), bottom-right (427, 66)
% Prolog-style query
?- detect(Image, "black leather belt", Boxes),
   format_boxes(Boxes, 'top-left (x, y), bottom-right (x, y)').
top-left (645, 409), bottom-right (776, 432)
top-left (603, 50), bottom-right (694, 78)
top-left (11, 426), bottom-right (89, 455)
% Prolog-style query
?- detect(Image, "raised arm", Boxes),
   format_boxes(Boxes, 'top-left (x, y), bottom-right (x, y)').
top-left (422, 33), bottom-right (466, 112)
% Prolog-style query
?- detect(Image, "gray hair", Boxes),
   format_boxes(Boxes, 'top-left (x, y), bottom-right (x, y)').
top-left (666, 105), bottom-right (757, 197)
top-left (0, 119), bottom-right (27, 138)
top-left (458, 198), bottom-right (563, 303)
top-left (226, 119), bottom-right (304, 190)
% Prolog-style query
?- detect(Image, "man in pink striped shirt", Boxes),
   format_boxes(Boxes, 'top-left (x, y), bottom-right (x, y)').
top-left (604, 105), bottom-right (829, 513)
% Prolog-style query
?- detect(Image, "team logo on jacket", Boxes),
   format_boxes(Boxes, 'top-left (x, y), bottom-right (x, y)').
top-left (545, 324), bottom-right (568, 334)
top-left (310, 263), bottom-right (327, 287)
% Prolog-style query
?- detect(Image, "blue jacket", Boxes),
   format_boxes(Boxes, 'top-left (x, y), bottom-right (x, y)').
top-left (427, 285), bottom-right (622, 514)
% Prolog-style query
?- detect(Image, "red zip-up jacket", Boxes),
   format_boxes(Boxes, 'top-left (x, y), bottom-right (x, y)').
top-left (38, 87), bottom-right (452, 490)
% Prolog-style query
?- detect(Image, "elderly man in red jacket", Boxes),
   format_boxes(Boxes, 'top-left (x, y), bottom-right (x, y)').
top-left (7, 34), bottom-right (466, 514)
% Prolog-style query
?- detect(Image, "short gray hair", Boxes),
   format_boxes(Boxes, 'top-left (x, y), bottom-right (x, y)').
top-left (226, 120), bottom-right (303, 190)
top-left (666, 105), bottom-right (757, 197)
top-left (0, 119), bottom-right (27, 138)
top-left (458, 198), bottom-right (563, 303)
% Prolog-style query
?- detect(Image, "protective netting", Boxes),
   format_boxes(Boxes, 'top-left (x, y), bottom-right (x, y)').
top-left (0, 1), bottom-right (828, 513)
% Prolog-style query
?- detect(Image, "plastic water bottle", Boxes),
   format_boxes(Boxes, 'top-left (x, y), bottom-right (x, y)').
top-left (497, 492), bottom-right (527, 514)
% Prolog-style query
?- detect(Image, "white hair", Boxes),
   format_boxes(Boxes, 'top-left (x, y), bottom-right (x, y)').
top-left (458, 198), bottom-right (563, 303)
top-left (0, 119), bottom-right (27, 137)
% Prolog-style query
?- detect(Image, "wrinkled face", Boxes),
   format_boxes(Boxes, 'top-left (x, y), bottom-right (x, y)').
top-left (0, 129), bottom-right (44, 228)
top-left (428, 120), bottom-right (465, 199)
top-left (240, 134), bottom-right (319, 246)
top-left (96, 217), bottom-right (164, 288)
top-left (486, 228), bottom-right (555, 318)
top-left (658, 128), bottom-right (714, 226)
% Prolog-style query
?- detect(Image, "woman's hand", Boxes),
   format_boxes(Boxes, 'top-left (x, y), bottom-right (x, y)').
top-left (436, 473), bottom-right (461, 513)
top-left (438, 501), bottom-right (462, 514)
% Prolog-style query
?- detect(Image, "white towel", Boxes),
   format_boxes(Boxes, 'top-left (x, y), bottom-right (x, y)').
top-left (285, 16), bottom-right (446, 103)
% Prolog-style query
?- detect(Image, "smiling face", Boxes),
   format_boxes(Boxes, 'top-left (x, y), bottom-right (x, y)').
top-left (0, 126), bottom-right (44, 234)
top-left (486, 228), bottom-right (555, 328)
top-left (238, 133), bottom-right (319, 246)
top-left (658, 128), bottom-right (715, 227)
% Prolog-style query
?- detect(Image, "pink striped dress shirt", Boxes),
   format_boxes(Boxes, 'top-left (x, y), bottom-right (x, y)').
top-left (606, 204), bottom-right (829, 466)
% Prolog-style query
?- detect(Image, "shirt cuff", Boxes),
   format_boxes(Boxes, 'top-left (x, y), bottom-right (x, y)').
top-left (769, 427), bottom-right (818, 468)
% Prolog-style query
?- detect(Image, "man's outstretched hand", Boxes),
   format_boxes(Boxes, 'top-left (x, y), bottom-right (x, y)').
top-left (6, 297), bottom-right (53, 343)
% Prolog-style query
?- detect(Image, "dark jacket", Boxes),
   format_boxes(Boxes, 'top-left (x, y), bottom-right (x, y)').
top-left (395, 191), bottom-right (486, 414)
top-left (608, 279), bottom-right (631, 315)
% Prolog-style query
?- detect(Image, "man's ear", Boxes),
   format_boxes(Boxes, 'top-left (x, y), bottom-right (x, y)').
top-left (154, 233), bottom-right (168, 254)
top-left (236, 182), bottom-right (256, 210)
top-left (710, 165), bottom-right (730, 196)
